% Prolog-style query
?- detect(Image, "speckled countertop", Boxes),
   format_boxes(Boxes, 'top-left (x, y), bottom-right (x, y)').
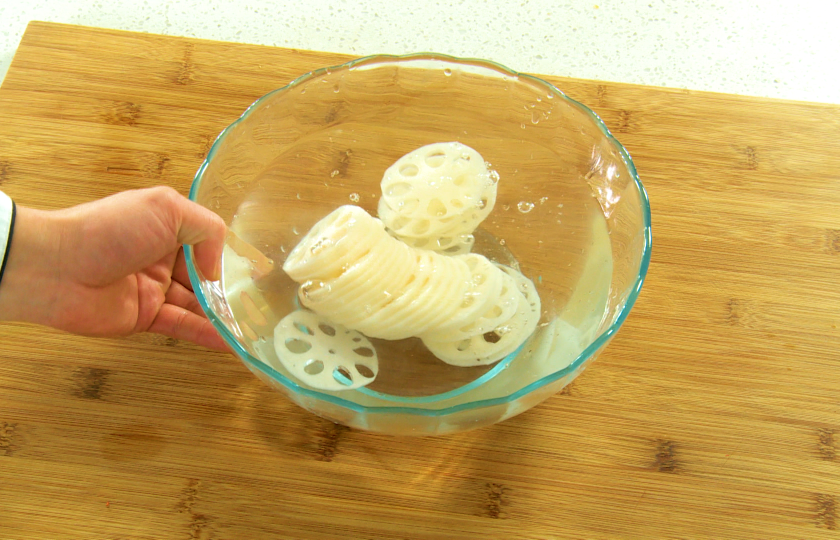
top-left (1, 0), bottom-right (839, 104)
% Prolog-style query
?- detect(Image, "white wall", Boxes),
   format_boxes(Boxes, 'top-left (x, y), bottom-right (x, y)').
top-left (2, 0), bottom-right (839, 103)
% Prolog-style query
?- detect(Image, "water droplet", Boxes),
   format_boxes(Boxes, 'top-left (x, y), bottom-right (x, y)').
top-left (349, 192), bottom-right (360, 202)
top-left (296, 193), bottom-right (301, 200)
top-left (258, 336), bottom-right (267, 343)
top-left (300, 87), bottom-right (306, 94)
top-left (476, 199), bottom-right (487, 210)
top-left (443, 68), bottom-right (452, 76)
top-left (539, 196), bottom-right (549, 204)
top-left (333, 84), bottom-right (340, 93)
top-left (292, 226), bottom-right (299, 235)
top-left (488, 170), bottom-right (500, 184)
top-left (517, 201), bottom-right (535, 214)
top-left (547, 92), bottom-right (555, 99)
top-left (556, 203), bottom-right (564, 208)
top-left (502, 204), bottom-right (510, 211)
top-left (280, 245), bottom-right (286, 253)
top-left (499, 239), bottom-right (506, 246)
top-left (484, 161), bottom-right (492, 169)
top-left (520, 123), bottom-right (526, 129)
top-left (330, 169), bottom-right (340, 178)
top-left (364, 305), bottom-right (372, 314)
top-left (531, 111), bottom-right (541, 124)
top-left (496, 325), bottom-right (512, 335)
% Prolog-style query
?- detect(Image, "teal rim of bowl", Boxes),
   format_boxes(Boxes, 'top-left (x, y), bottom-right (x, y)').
top-left (185, 52), bottom-right (653, 417)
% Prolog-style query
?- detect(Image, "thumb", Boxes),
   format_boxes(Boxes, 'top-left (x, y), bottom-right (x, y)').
top-left (172, 193), bottom-right (227, 281)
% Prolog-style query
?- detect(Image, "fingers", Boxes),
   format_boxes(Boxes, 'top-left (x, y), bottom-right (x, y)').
top-left (172, 248), bottom-right (193, 291)
top-left (57, 187), bottom-right (225, 287)
top-left (148, 303), bottom-right (231, 352)
top-left (167, 189), bottom-right (226, 281)
top-left (164, 280), bottom-right (204, 316)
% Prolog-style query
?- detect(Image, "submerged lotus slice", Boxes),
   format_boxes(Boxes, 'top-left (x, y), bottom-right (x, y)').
top-left (273, 310), bottom-right (378, 391)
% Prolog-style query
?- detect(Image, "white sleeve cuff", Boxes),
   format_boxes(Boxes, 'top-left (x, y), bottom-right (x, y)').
top-left (0, 191), bottom-right (16, 285)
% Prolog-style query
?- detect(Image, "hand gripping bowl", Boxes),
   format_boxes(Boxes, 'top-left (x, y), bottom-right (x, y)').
top-left (185, 54), bottom-right (651, 436)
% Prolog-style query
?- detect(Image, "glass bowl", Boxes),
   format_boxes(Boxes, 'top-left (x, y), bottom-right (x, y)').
top-left (186, 54), bottom-right (651, 436)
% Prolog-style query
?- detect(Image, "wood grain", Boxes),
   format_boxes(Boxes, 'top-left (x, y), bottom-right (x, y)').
top-left (1, 21), bottom-right (839, 540)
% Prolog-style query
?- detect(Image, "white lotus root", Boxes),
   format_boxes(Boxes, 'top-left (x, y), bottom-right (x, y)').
top-left (273, 310), bottom-right (379, 391)
top-left (282, 205), bottom-right (540, 366)
top-left (378, 142), bottom-right (498, 255)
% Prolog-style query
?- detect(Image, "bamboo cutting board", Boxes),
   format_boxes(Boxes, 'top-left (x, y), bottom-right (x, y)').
top-left (1, 21), bottom-right (839, 540)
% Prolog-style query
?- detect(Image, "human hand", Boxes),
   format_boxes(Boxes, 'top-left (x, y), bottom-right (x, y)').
top-left (0, 187), bottom-right (229, 351)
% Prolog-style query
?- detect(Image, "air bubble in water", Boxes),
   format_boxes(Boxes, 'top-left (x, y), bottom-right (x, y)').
top-left (443, 68), bottom-right (452, 76)
top-left (531, 111), bottom-right (541, 124)
top-left (521, 123), bottom-right (526, 129)
top-left (488, 170), bottom-right (500, 184)
top-left (310, 237), bottom-right (333, 255)
top-left (499, 239), bottom-right (506, 246)
top-left (517, 201), bottom-right (535, 214)
top-left (349, 192), bottom-right (360, 202)
top-left (300, 280), bottom-right (330, 299)
top-left (292, 226), bottom-right (299, 235)
top-left (296, 193), bottom-right (301, 200)
top-left (330, 169), bottom-right (340, 178)
top-left (502, 204), bottom-right (510, 211)
top-left (539, 196), bottom-right (549, 204)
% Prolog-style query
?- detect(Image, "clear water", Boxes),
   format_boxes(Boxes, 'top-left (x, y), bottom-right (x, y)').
top-left (217, 130), bottom-right (613, 402)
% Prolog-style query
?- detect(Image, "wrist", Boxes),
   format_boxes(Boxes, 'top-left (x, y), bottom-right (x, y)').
top-left (0, 206), bottom-right (62, 326)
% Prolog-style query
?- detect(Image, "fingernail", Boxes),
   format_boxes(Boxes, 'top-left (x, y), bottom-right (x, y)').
top-left (210, 259), bottom-right (222, 281)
